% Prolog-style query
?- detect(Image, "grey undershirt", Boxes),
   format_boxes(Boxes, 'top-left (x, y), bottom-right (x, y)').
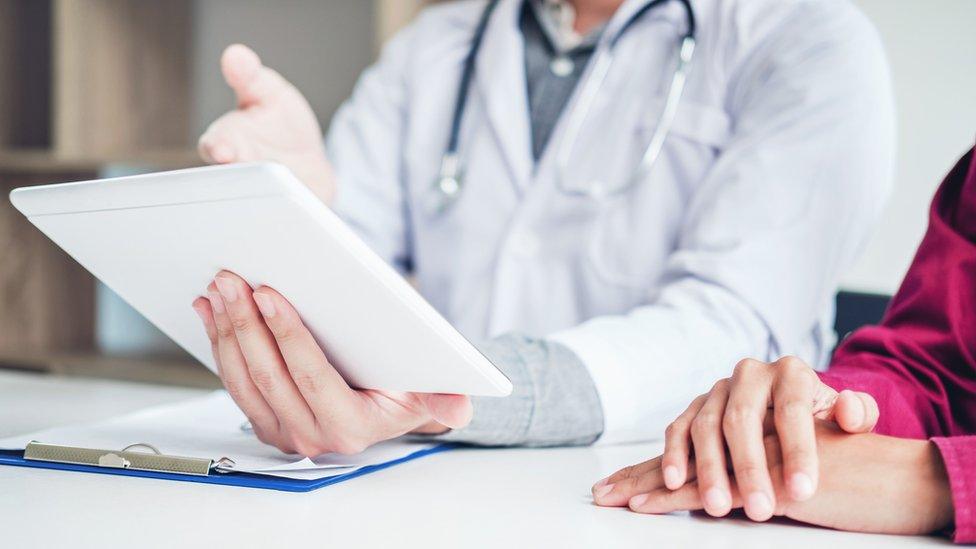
top-left (422, 2), bottom-right (606, 448)
top-left (522, 1), bottom-right (602, 159)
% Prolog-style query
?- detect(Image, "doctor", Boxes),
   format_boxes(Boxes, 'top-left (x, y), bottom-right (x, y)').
top-left (194, 0), bottom-right (894, 455)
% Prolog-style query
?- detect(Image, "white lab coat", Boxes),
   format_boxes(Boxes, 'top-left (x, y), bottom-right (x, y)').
top-left (326, 0), bottom-right (894, 444)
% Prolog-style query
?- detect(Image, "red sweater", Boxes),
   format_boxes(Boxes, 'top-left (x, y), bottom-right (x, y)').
top-left (820, 147), bottom-right (976, 543)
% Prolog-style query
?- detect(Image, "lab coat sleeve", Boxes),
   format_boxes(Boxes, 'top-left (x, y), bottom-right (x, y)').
top-left (324, 21), bottom-right (418, 273)
top-left (549, 4), bottom-right (896, 444)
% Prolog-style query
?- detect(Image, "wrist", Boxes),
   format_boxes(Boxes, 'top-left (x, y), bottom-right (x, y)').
top-left (915, 439), bottom-right (955, 533)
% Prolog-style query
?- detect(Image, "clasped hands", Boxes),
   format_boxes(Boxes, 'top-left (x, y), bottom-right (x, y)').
top-left (592, 357), bottom-right (954, 536)
top-left (192, 271), bottom-right (469, 456)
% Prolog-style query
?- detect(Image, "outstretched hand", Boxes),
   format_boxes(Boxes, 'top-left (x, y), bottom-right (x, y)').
top-left (198, 44), bottom-right (336, 204)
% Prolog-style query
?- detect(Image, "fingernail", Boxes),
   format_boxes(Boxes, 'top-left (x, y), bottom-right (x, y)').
top-left (253, 292), bottom-right (275, 318)
top-left (704, 488), bottom-right (730, 513)
top-left (663, 466), bottom-right (681, 489)
top-left (790, 472), bottom-right (814, 500)
top-left (593, 483), bottom-right (614, 499)
top-left (629, 493), bottom-right (649, 509)
top-left (592, 476), bottom-right (609, 490)
top-left (746, 492), bottom-right (773, 520)
top-left (208, 291), bottom-right (226, 314)
top-left (214, 276), bottom-right (238, 302)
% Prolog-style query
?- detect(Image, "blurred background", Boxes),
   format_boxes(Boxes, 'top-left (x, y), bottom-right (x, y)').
top-left (0, 0), bottom-right (974, 387)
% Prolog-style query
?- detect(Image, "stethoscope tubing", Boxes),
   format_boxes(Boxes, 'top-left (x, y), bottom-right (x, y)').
top-left (434, 0), bottom-right (696, 209)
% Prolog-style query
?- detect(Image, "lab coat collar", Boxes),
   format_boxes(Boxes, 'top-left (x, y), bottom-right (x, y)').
top-left (475, 0), bottom-right (534, 192)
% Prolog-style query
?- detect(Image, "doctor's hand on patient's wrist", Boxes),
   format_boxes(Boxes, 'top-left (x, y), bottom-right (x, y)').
top-left (593, 357), bottom-right (879, 522)
top-left (593, 423), bottom-right (954, 536)
top-left (192, 270), bottom-right (470, 456)
top-left (197, 44), bottom-right (336, 205)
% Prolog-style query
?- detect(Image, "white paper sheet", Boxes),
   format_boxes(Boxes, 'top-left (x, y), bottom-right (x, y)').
top-left (0, 391), bottom-right (435, 480)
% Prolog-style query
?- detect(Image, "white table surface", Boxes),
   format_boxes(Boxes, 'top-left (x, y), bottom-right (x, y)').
top-left (0, 370), bottom-right (946, 549)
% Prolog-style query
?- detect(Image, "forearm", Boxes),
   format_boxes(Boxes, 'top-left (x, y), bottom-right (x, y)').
top-left (429, 333), bottom-right (604, 447)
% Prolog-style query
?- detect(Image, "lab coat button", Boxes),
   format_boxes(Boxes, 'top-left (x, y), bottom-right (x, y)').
top-left (510, 233), bottom-right (541, 257)
top-left (550, 56), bottom-right (574, 77)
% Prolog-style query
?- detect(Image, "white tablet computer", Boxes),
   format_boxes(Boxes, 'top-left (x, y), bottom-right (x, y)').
top-left (10, 163), bottom-right (512, 397)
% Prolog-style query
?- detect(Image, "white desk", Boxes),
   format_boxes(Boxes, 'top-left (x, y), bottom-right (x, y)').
top-left (0, 370), bottom-right (944, 548)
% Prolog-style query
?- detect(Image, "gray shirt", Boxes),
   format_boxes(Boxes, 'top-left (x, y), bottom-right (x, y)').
top-left (522, 0), bottom-right (602, 159)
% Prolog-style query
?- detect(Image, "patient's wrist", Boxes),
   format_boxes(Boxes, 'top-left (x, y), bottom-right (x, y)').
top-left (922, 440), bottom-right (955, 533)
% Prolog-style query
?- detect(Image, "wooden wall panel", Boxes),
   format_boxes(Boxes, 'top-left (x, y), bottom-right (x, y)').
top-left (0, 172), bottom-right (96, 352)
top-left (0, 0), bottom-right (52, 148)
top-left (53, 0), bottom-right (191, 155)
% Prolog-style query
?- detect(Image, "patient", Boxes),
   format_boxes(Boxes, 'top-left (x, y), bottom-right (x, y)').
top-left (591, 146), bottom-right (976, 544)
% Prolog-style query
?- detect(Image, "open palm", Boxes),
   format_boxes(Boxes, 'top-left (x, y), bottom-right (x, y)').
top-left (198, 44), bottom-right (336, 204)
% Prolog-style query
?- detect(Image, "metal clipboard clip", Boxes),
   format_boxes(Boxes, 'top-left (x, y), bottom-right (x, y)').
top-left (23, 441), bottom-right (236, 477)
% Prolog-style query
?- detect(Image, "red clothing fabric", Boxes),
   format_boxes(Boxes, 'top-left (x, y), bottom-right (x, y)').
top-left (819, 147), bottom-right (976, 543)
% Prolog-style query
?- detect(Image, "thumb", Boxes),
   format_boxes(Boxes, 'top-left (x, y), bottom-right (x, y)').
top-left (419, 394), bottom-right (473, 430)
top-left (833, 389), bottom-right (879, 433)
top-left (220, 44), bottom-right (289, 108)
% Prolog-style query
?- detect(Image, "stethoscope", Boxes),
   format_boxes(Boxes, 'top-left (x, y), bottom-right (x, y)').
top-left (431, 0), bottom-right (696, 211)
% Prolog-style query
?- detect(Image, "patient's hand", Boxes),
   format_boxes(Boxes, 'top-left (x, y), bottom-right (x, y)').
top-left (192, 270), bottom-right (471, 456)
top-left (198, 44), bottom-right (336, 205)
top-left (594, 424), bottom-right (954, 536)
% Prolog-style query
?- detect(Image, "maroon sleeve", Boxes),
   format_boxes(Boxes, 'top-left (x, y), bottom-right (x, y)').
top-left (932, 437), bottom-right (976, 544)
top-left (819, 147), bottom-right (976, 441)
top-left (818, 147), bottom-right (976, 542)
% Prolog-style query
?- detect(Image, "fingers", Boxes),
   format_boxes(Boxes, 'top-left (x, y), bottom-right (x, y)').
top-left (593, 460), bottom-right (668, 507)
top-left (628, 474), bottom-right (747, 515)
top-left (661, 394), bottom-right (707, 490)
top-left (199, 286), bottom-right (283, 449)
top-left (212, 272), bottom-right (319, 451)
top-left (770, 358), bottom-right (819, 502)
top-left (834, 390), bottom-right (879, 433)
top-left (249, 286), bottom-right (358, 415)
top-left (253, 285), bottom-right (430, 453)
top-left (220, 44), bottom-right (290, 108)
top-left (723, 359), bottom-right (777, 521)
top-left (418, 393), bottom-right (473, 430)
top-left (691, 379), bottom-right (734, 517)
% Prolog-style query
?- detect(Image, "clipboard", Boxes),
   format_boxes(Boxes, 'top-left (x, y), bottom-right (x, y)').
top-left (0, 442), bottom-right (455, 493)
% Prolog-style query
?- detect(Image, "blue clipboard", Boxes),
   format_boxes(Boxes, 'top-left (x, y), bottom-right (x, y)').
top-left (0, 444), bottom-right (455, 493)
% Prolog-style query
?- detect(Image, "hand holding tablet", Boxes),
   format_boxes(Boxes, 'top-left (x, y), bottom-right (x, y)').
top-left (195, 271), bottom-right (472, 454)
top-left (11, 163), bottom-right (512, 455)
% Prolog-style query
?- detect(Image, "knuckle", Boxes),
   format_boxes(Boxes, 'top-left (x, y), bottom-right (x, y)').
top-left (222, 378), bottom-right (250, 401)
top-left (722, 405), bottom-right (757, 430)
top-left (291, 368), bottom-right (325, 395)
top-left (775, 400), bottom-right (811, 420)
top-left (271, 322), bottom-right (298, 342)
top-left (734, 358), bottom-right (761, 375)
top-left (291, 438), bottom-right (324, 459)
top-left (691, 412), bottom-right (720, 435)
top-left (249, 367), bottom-right (280, 393)
top-left (330, 437), bottom-right (367, 456)
top-left (776, 355), bottom-right (805, 372)
top-left (736, 463), bottom-right (768, 482)
top-left (215, 323), bottom-right (236, 339)
top-left (229, 314), bottom-right (252, 333)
